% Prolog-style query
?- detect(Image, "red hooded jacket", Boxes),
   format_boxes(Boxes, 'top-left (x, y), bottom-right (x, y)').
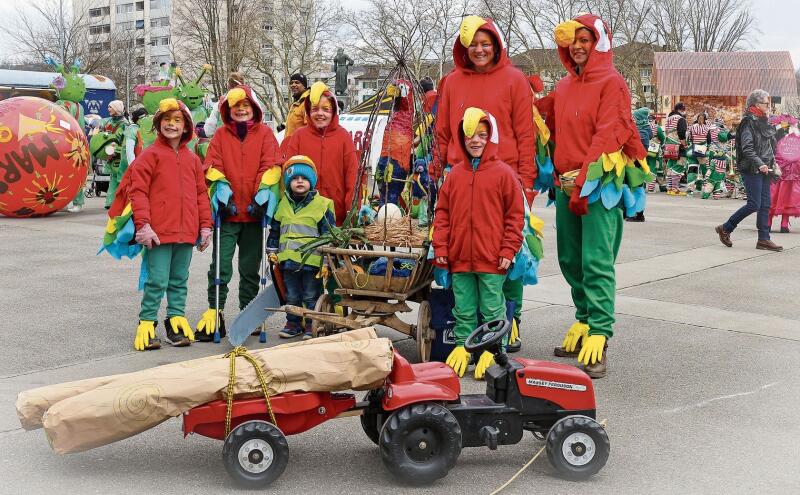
top-left (204, 84), bottom-right (281, 223)
top-left (129, 102), bottom-right (212, 243)
top-left (282, 89), bottom-right (360, 225)
top-left (435, 18), bottom-right (536, 189)
top-left (433, 111), bottom-right (524, 275)
top-left (535, 14), bottom-right (646, 189)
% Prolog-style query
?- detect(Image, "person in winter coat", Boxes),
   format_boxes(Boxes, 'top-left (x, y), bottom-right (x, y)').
top-left (129, 98), bottom-right (212, 350)
top-left (435, 16), bottom-right (537, 201)
top-left (195, 84), bottom-right (282, 340)
top-left (535, 14), bottom-right (648, 378)
top-left (716, 89), bottom-right (783, 252)
top-left (267, 156), bottom-right (336, 340)
top-left (664, 102), bottom-right (689, 195)
top-left (280, 73), bottom-right (309, 138)
top-left (282, 82), bottom-right (360, 225)
top-left (433, 108), bottom-right (524, 380)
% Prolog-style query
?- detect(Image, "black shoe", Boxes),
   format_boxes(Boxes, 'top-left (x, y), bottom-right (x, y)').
top-left (780, 227), bottom-right (790, 233)
top-left (625, 212), bottom-right (645, 222)
top-left (164, 318), bottom-right (192, 346)
top-left (196, 312), bottom-right (225, 342)
top-left (507, 339), bottom-right (522, 353)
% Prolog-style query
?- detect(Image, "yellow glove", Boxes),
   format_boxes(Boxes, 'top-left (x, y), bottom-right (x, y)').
top-left (445, 346), bottom-right (471, 378)
top-left (578, 335), bottom-right (606, 365)
top-left (170, 316), bottom-right (195, 342)
top-left (196, 308), bottom-right (218, 335)
top-left (317, 265), bottom-right (330, 279)
top-left (268, 253), bottom-right (278, 264)
top-left (509, 319), bottom-right (519, 344)
top-left (474, 351), bottom-right (495, 380)
top-left (562, 321), bottom-right (589, 353)
top-left (134, 320), bottom-right (156, 351)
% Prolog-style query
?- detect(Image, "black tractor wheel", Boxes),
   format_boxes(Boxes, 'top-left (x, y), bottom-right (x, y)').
top-left (359, 390), bottom-right (385, 445)
top-left (222, 420), bottom-right (289, 489)
top-left (545, 415), bottom-right (610, 480)
top-left (379, 403), bottom-right (462, 485)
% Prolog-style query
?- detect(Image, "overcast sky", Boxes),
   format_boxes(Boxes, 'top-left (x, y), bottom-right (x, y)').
top-left (0, 0), bottom-right (797, 68)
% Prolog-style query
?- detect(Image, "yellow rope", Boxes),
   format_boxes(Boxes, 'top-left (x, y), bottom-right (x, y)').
top-left (224, 346), bottom-right (278, 437)
top-left (489, 418), bottom-right (608, 495)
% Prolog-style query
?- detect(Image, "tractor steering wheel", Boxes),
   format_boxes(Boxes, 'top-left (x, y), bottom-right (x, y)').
top-left (464, 319), bottom-right (512, 353)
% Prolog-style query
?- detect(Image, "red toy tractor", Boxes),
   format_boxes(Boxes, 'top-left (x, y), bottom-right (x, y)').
top-left (183, 320), bottom-right (609, 488)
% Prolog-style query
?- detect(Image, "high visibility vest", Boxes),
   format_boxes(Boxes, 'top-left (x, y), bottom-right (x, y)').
top-left (274, 193), bottom-right (334, 267)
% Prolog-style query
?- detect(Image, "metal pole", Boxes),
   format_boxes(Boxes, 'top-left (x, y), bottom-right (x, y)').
top-left (126, 44), bottom-right (131, 111)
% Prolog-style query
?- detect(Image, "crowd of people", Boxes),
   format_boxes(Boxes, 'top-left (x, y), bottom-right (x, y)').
top-left (61, 12), bottom-right (798, 382)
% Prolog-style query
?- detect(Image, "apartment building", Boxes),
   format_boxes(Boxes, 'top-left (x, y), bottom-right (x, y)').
top-left (77, 0), bottom-right (173, 84)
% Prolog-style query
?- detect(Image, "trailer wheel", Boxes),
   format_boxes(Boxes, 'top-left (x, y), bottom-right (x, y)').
top-left (222, 420), bottom-right (288, 489)
top-left (379, 403), bottom-right (461, 485)
top-left (545, 415), bottom-right (609, 480)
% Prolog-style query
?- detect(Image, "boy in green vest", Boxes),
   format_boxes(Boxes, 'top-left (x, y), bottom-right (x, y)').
top-left (267, 155), bottom-right (336, 339)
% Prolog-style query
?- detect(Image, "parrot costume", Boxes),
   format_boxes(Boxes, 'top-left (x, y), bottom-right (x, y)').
top-left (433, 108), bottom-right (524, 380)
top-left (375, 79), bottom-right (415, 206)
top-left (49, 60), bottom-right (88, 212)
top-left (702, 121), bottom-right (731, 200)
top-left (535, 14), bottom-right (649, 378)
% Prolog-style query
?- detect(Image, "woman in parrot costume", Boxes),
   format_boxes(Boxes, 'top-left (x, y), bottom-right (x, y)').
top-left (48, 60), bottom-right (88, 213)
top-left (535, 14), bottom-right (649, 378)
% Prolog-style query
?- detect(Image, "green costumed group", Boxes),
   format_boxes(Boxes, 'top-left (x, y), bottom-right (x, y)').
top-left (66, 13), bottom-right (649, 380)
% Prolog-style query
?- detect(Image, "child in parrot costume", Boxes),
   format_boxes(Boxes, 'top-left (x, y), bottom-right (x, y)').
top-left (702, 118), bottom-right (732, 200)
top-left (195, 84), bottom-right (282, 340)
top-left (686, 113), bottom-right (711, 194)
top-left (433, 107), bottom-right (524, 380)
top-left (535, 14), bottom-right (649, 378)
top-left (48, 60), bottom-right (88, 213)
top-left (375, 79), bottom-right (415, 206)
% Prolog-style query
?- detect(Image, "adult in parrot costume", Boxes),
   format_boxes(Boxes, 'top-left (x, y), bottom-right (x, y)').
top-left (535, 14), bottom-right (649, 378)
top-left (48, 60), bottom-right (88, 213)
top-left (99, 100), bottom-right (129, 209)
top-left (686, 113), bottom-right (711, 194)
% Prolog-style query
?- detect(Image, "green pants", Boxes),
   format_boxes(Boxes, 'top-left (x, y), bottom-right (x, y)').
top-left (502, 277), bottom-right (523, 321)
top-left (139, 243), bottom-right (193, 321)
top-left (555, 189), bottom-right (622, 338)
top-left (452, 273), bottom-right (507, 346)
top-left (207, 221), bottom-right (262, 310)
top-left (104, 162), bottom-right (124, 208)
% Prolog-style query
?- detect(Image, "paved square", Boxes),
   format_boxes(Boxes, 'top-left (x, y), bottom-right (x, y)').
top-left (1, 193), bottom-right (798, 494)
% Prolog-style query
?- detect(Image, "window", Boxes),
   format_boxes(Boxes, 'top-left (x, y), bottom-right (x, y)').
top-left (136, 56), bottom-right (145, 65)
top-left (116, 3), bottom-right (133, 14)
top-left (362, 80), bottom-right (377, 89)
top-left (643, 84), bottom-right (653, 94)
top-left (136, 38), bottom-right (145, 47)
top-left (262, 24), bottom-right (273, 31)
top-left (150, 36), bottom-right (170, 46)
top-left (89, 24), bottom-right (111, 35)
top-left (136, 2), bottom-right (145, 11)
top-left (135, 20), bottom-right (144, 29)
top-left (89, 8), bottom-right (102, 17)
top-left (151, 17), bottom-right (170, 28)
top-left (261, 76), bottom-right (269, 86)
top-left (150, 0), bottom-right (163, 9)
top-left (116, 21), bottom-right (134, 30)
top-left (640, 67), bottom-right (652, 78)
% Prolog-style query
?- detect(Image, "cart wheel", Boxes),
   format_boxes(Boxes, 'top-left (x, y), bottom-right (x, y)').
top-left (545, 415), bottom-right (609, 480)
top-left (415, 301), bottom-right (432, 363)
top-left (379, 403), bottom-right (462, 485)
top-left (222, 420), bottom-right (289, 489)
top-left (312, 294), bottom-right (335, 337)
top-left (359, 390), bottom-right (385, 445)
top-left (84, 184), bottom-right (94, 198)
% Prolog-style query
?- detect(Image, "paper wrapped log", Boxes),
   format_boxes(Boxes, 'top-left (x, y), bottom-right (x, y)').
top-left (16, 328), bottom-right (392, 454)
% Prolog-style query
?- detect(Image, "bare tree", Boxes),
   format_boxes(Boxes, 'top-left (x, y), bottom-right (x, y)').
top-left (247, 0), bottom-right (342, 124)
top-left (173, 0), bottom-right (261, 97)
top-left (343, 0), bottom-right (438, 79)
top-left (428, 0), bottom-right (473, 80)
top-left (2, 0), bottom-right (103, 72)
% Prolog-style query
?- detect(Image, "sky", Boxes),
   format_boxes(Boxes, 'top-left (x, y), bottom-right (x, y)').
top-left (0, 0), bottom-right (797, 69)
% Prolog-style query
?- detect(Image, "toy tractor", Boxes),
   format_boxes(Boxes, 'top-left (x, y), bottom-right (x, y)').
top-left (183, 320), bottom-right (609, 488)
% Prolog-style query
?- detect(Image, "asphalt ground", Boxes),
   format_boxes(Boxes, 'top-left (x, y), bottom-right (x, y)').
top-left (1, 192), bottom-right (798, 494)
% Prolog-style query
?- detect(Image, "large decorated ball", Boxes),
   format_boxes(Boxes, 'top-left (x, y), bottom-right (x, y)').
top-left (0, 97), bottom-right (89, 217)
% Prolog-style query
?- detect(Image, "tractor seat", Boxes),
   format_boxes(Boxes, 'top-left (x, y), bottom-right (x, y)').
top-left (389, 351), bottom-right (461, 396)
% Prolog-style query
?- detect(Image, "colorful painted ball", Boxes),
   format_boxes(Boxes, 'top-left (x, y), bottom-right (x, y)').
top-left (0, 97), bottom-right (90, 217)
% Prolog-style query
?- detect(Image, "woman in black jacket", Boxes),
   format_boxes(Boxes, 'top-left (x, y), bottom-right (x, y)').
top-left (715, 89), bottom-right (782, 251)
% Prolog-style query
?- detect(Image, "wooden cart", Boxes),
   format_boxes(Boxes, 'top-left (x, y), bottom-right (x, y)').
top-left (282, 244), bottom-right (435, 362)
